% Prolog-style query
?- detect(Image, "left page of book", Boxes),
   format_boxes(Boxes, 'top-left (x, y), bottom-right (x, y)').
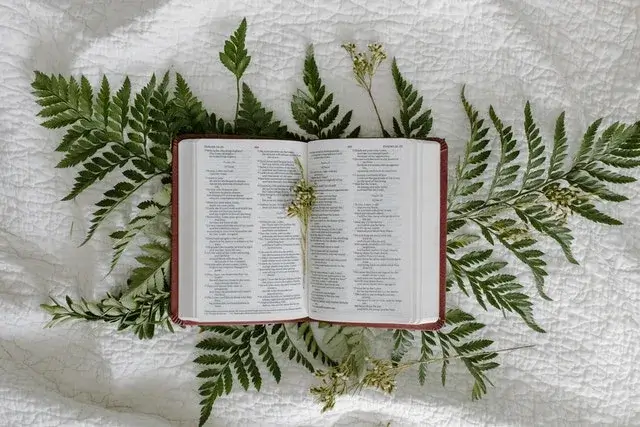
top-left (178, 138), bottom-right (309, 323)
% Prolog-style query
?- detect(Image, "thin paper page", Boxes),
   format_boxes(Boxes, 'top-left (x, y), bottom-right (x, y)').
top-left (307, 138), bottom-right (416, 324)
top-left (419, 141), bottom-right (442, 323)
top-left (191, 139), bottom-right (308, 322)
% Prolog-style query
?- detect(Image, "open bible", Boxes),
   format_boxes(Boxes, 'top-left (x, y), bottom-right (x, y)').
top-left (171, 136), bottom-right (447, 330)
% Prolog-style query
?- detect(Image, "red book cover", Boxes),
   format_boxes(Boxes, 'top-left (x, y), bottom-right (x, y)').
top-left (170, 135), bottom-right (447, 330)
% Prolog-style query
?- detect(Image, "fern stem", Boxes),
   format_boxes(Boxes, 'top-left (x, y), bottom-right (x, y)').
top-left (366, 89), bottom-right (387, 136)
top-left (448, 176), bottom-right (564, 222)
top-left (397, 344), bottom-right (533, 373)
top-left (234, 78), bottom-right (240, 124)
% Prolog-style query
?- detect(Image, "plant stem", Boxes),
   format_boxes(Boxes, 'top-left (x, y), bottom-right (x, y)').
top-left (300, 213), bottom-right (308, 279)
top-left (234, 78), bottom-right (240, 124)
top-left (366, 88), bottom-right (387, 136)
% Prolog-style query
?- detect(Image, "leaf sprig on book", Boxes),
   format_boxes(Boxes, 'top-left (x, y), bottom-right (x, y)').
top-left (286, 156), bottom-right (316, 277)
top-left (32, 17), bottom-right (640, 427)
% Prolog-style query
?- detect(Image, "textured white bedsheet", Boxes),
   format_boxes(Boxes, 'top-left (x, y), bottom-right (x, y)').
top-left (1, 0), bottom-right (639, 426)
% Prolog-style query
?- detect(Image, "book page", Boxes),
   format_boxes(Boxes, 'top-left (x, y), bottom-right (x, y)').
top-left (179, 139), bottom-right (308, 323)
top-left (306, 139), bottom-right (417, 324)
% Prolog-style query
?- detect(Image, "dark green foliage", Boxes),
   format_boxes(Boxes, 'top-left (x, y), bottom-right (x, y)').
top-left (447, 89), bottom-right (640, 312)
top-left (236, 83), bottom-right (288, 137)
top-left (391, 58), bottom-right (432, 138)
top-left (40, 281), bottom-right (173, 340)
top-left (219, 18), bottom-right (251, 80)
top-left (391, 329), bottom-right (414, 364)
top-left (291, 47), bottom-right (360, 139)
top-left (35, 16), bottom-right (640, 426)
top-left (419, 309), bottom-right (498, 399)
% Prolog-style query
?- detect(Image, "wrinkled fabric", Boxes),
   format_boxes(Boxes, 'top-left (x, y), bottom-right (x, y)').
top-left (1, 0), bottom-right (639, 425)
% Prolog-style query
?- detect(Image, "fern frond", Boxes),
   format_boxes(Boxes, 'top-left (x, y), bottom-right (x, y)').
top-left (82, 172), bottom-right (161, 245)
top-left (547, 112), bottom-right (568, 179)
top-left (296, 322), bottom-right (337, 367)
top-left (124, 239), bottom-right (171, 297)
top-left (418, 330), bottom-right (436, 385)
top-left (521, 102), bottom-right (546, 190)
top-left (391, 58), bottom-right (432, 138)
top-left (32, 72), bottom-right (87, 128)
top-left (484, 219), bottom-right (548, 299)
top-left (448, 87), bottom-right (491, 208)
top-left (513, 201), bottom-right (576, 264)
top-left (391, 329), bottom-right (414, 363)
top-left (170, 73), bottom-right (210, 134)
top-left (447, 248), bottom-right (545, 330)
top-left (253, 325), bottom-right (282, 383)
top-left (195, 328), bottom-right (254, 427)
top-left (417, 309), bottom-right (498, 399)
top-left (291, 46), bottom-right (359, 139)
top-left (40, 280), bottom-right (173, 340)
top-left (110, 184), bottom-right (171, 270)
top-left (270, 323), bottom-right (316, 373)
top-left (219, 18), bottom-right (251, 80)
top-left (210, 112), bottom-right (235, 134)
top-left (237, 83), bottom-right (288, 138)
top-left (487, 106), bottom-right (520, 201)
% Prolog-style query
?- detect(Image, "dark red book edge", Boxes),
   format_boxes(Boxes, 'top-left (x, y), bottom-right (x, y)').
top-left (170, 134), bottom-right (447, 331)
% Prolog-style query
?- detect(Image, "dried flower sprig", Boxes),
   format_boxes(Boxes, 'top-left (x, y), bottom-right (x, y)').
top-left (310, 344), bottom-right (534, 412)
top-left (287, 156), bottom-right (316, 277)
top-left (342, 42), bottom-right (388, 135)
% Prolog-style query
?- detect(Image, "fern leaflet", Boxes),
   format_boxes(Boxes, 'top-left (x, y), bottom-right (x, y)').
top-left (291, 46), bottom-right (360, 139)
top-left (391, 58), bottom-right (432, 138)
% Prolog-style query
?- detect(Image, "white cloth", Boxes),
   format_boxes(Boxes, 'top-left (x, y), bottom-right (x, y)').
top-left (1, 0), bottom-right (639, 425)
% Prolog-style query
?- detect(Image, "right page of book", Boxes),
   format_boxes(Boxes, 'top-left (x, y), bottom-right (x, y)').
top-left (306, 138), bottom-right (441, 325)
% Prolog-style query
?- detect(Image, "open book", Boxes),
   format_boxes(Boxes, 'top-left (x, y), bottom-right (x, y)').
top-left (170, 135), bottom-right (447, 330)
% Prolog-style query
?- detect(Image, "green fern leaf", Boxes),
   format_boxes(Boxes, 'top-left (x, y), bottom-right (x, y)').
top-left (41, 277), bottom-right (173, 340)
top-left (253, 325), bottom-right (282, 382)
top-left (270, 324), bottom-right (316, 372)
top-left (448, 87), bottom-right (490, 205)
top-left (391, 329), bottom-right (414, 363)
top-left (448, 250), bottom-right (545, 330)
top-left (572, 118), bottom-right (602, 169)
top-left (584, 166), bottom-right (636, 184)
top-left (514, 203), bottom-right (577, 264)
top-left (243, 345), bottom-right (262, 391)
top-left (417, 309), bottom-right (498, 399)
top-left (210, 112), bottom-right (235, 134)
top-left (237, 83), bottom-right (288, 138)
top-left (569, 201), bottom-right (622, 225)
top-left (82, 172), bottom-right (160, 244)
top-left (196, 335), bottom-right (244, 427)
top-left (219, 18), bottom-right (251, 80)
top-left (391, 58), bottom-right (432, 138)
top-left (148, 71), bottom-right (175, 154)
top-left (171, 73), bottom-right (210, 134)
top-left (297, 322), bottom-right (337, 367)
top-left (446, 234), bottom-right (480, 254)
top-left (291, 46), bottom-right (359, 139)
top-left (110, 185), bottom-right (171, 270)
top-left (127, 74), bottom-right (156, 157)
top-left (125, 240), bottom-right (171, 297)
top-left (418, 331), bottom-right (436, 385)
top-left (521, 102), bottom-right (546, 190)
top-left (487, 106), bottom-right (520, 200)
top-left (32, 72), bottom-right (86, 128)
top-left (548, 112), bottom-right (568, 179)
top-left (566, 170), bottom-right (627, 202)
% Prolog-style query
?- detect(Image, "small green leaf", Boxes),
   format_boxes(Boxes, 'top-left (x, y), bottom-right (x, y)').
top-left (219, 18), bottom-right (251, 79)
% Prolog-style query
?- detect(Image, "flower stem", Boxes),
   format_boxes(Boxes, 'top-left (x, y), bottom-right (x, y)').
top-left (366, 88), bottom-right (387, 136)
